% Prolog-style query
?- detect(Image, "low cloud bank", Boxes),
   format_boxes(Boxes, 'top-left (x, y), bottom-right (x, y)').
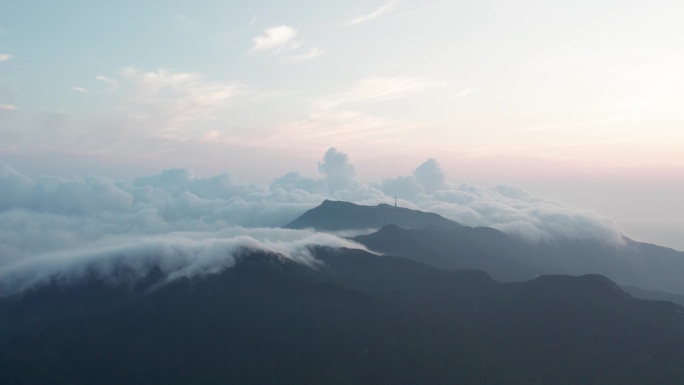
top-left (0, 227), bottom-right (368, 297)
top-left (0, 148), bottom-right (625, 293)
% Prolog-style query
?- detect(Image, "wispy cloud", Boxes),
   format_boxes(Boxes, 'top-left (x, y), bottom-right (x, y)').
top-left (272, 110), bottom-right (415, 149)
top-left (251, 26), bottom-right (302, 55)
top-left (284, 47), bottom-right (324, 63)
top-left (248, 15), bottom-right (257, 26)
top-left (174, 14), bottom-right (194, 27)
top-left (95, 75), bottom-right (120, 92)
top-left (0, 104), bottom-right (20, 111)
top-left (344, 1), bottom-right (398, 27)
top-left (315, 76), bottom-right (442, 109)
top-left (68, 86), bottom-right (88, 93)
top-left (0, 54), bottom-right (13, 62)
top-left (119, 67), bottom-right (242, 131)
top-left (449, 87), bottom-right (479, 99)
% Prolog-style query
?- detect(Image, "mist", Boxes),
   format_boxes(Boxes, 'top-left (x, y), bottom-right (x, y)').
top-left (0, 147), bottom-right (628, 294)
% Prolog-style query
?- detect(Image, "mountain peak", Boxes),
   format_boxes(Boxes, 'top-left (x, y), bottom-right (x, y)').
top-left (285, 200), bottom-right (461, 231)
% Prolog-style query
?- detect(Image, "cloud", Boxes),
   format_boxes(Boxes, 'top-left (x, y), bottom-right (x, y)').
top-left (174, 14), bottom-right (194, 27)
top-left (344, 1), bottom-right (398, 27)
top-left (318, 147), bottom-right (359, 194)
top-left (0, 104), bottom-right (20, 111)
top-left (315, 76), bottom-right (442, 109)
top-left (0, 54), bottom-right (13, 62)
top-left (0, 227), bottom-right (370, 297)
top-left (0, 149), bottom-right (629, 294)
top-left (96, 75), bottom-right (120, 92)
top-left (284, 47), bottom-right (324, 63)
top-left (118, 67), bottom-right (242, 131)
top-left (251, 26), bottom-right (302, 55)
top-left (68, 86), bottom-right (88, 93)
top-left (271, 110), bottom-right (415, 150)
top-left (449, 87), bottom-right (479, 99)
top-left (413, 158), bottom-right (447, 194)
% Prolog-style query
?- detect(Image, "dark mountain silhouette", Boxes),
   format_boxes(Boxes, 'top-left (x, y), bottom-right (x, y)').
top-left (623, 285), bottom-right (684, 307)
top-left (285, 200), bottom-right (684, 295)
top-left (354, 223), bottom-right (539, 282)
top-left (285, 199), bottom-right (460, 231)
top-left (2, 248), bottom-right (684, 384)
top-left (354, 223), bottom-right (684, 295)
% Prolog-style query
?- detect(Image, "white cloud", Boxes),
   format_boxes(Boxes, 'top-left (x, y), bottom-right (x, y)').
top-left (68, 86), bottom-right (88, 93)
top-left (271, 110), bottom-right (415, 149)
top-left (95, 75), bottom-right (120, 92)
top-left (318, 147), bottom-right (359, 193)
top-left (284, 47), bottom-right (324, 63)
top-left (118, 67), bottom-right (242, 131)
top-left (315, 76), bottom-right (442, 109)
top-left (344, 1), bottom-right (398, 27)
top-left (0, 104), bottom-right (20, 111)
top-left (0, 149), bottom-right (637, 295)
top-left (0, 228), bottom-right (370, 296)
top-left (412, 158), bottom-right (447, 194)
top-left (251, 25), bottom-right (302, 55)
top-left (0, 54), bottom-right (13, 62)
top-left (449, 87), bottom-right (479, 99)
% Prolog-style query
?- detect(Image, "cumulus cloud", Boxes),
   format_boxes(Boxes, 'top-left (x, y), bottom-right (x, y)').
top-left (344, 1), bottom-right (398, 27)
top-left (0, 148), bottom-right (628, 294)
top-left (413, 158), bottom-right (448, 193)
top-left (251, 26), bottom-right (302, 55)
top-left (318, 147), bottom-right (358, 193)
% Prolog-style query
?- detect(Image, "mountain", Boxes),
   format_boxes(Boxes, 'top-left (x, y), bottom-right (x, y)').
top-left (354, 223), bottom-right (539, 282)
top-left (286, 200), bottom-right (684, 295)
top-left (623, 285), bottom-right (684, 307)
top-left (285, 199), bottom-right (460, 231)
top-left (353, 223), bottom-right (684, 295)
top-left (2, 248), bottom-right (684, 384)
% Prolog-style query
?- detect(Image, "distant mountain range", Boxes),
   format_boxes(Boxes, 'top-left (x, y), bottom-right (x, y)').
top-left (291, 200), bottom-right (684, 297)
top-left (3, 199), bottom-right (684, 384)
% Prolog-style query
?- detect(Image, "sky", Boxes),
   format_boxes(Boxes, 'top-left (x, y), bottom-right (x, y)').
top-left (0, 0), bottom-right (683, 250)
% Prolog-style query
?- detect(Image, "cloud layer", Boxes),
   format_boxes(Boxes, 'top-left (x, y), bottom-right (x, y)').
top-left (0, 227), bottom-right (367, 297)
top-left (0, 148), bottom-right (626, 295)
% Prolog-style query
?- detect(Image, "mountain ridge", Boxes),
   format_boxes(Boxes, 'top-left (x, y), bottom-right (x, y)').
top-left (285, 199), bottom-right (461, 231)
top-left (287, 200), bottom-right (684, 295)
top-left (2, 248), bottom-right (684, 384)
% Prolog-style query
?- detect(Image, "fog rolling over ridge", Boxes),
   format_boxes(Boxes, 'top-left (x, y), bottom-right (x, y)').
top-left (0, 147), bottom-right (662, 295)
top-left (4, 149), bottom-right (684, 385)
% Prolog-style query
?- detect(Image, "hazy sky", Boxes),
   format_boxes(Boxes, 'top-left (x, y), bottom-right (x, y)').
top-left (0, 0), bottom-right (683, 249)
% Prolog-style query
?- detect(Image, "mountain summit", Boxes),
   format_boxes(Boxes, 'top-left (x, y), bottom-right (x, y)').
top-left (285, 200), bottom-right (460, 231)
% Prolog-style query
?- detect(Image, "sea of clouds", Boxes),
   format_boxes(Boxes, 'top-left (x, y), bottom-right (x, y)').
top-left (0, 148), bottom-right (624, 295)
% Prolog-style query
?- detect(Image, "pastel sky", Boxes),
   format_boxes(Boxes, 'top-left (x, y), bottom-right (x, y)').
top-left (0, 0), bottom-right (683, 249)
